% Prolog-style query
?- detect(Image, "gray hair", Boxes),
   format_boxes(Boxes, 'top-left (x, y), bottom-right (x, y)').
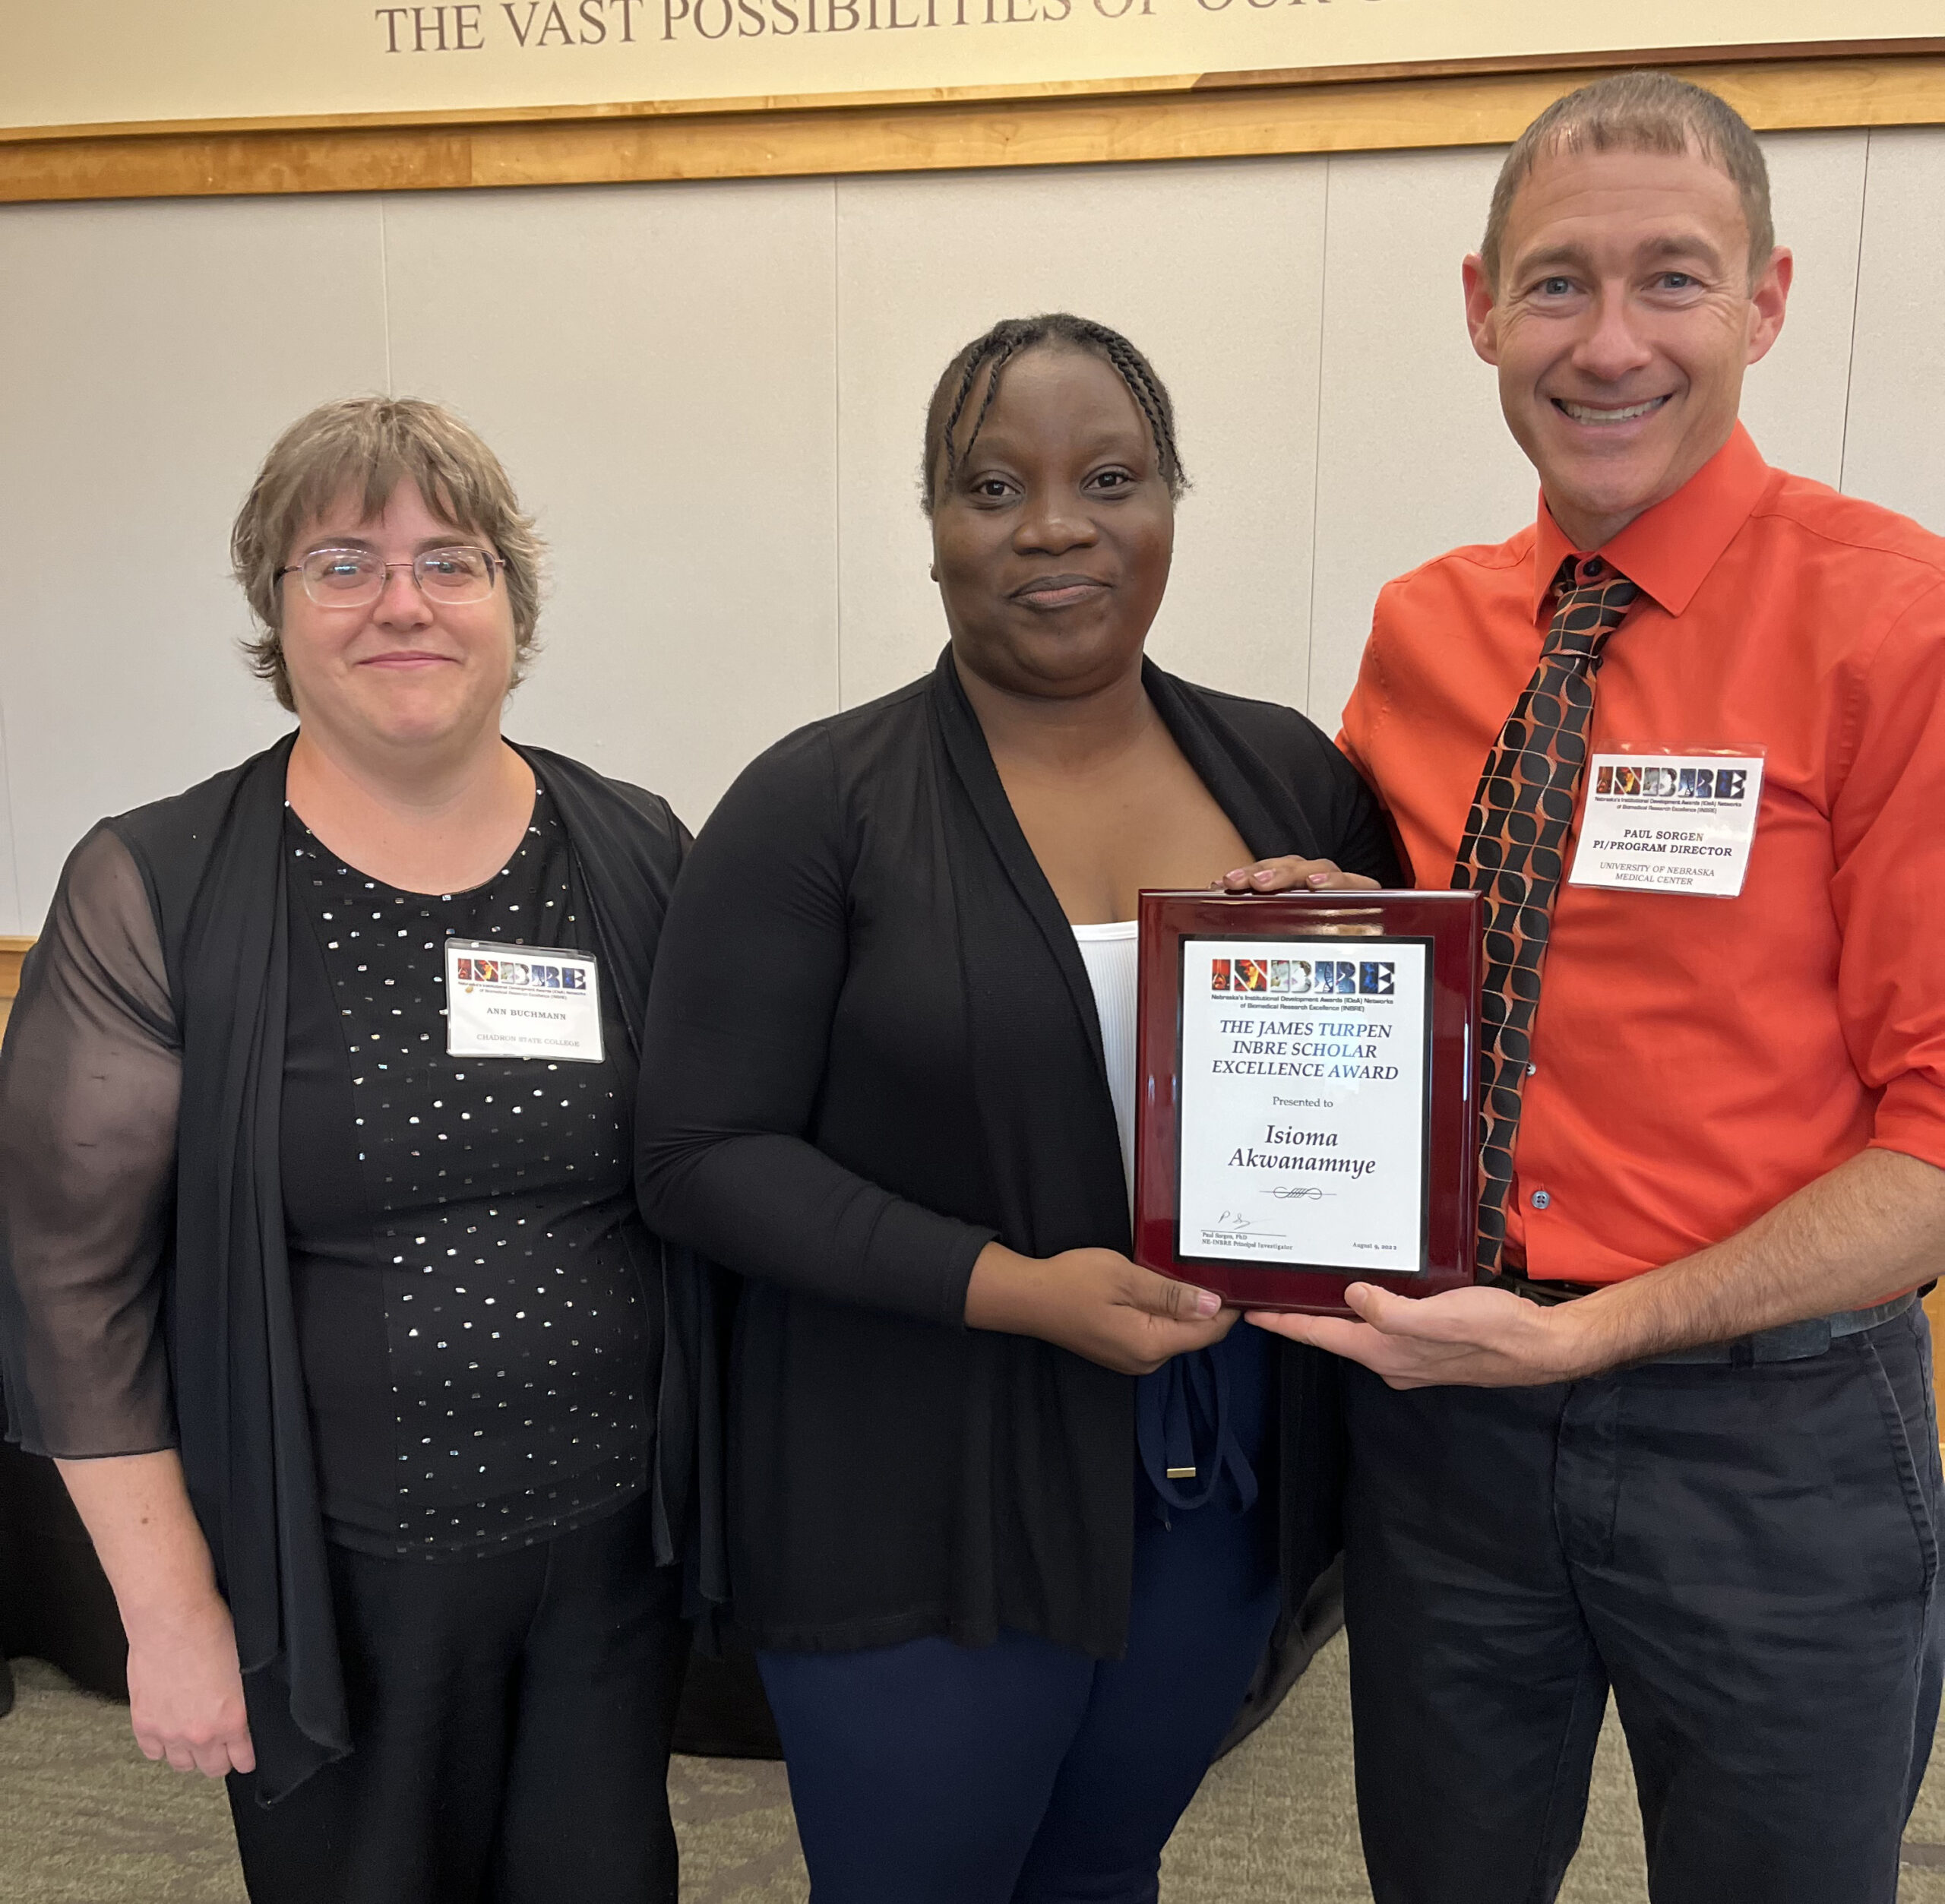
top-left (231, 396), bottom-right (545, 712)
top-left (1482, 71), bottom-right (1775, 289)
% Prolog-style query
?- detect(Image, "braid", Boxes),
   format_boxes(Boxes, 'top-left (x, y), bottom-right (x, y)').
top-left (920, 312), bottom-right (1188, 515)
top-left (934, 341), bottom-right (998, 487)
top-left (1081, 321), bottom-right (1183, 495)
top-left (951, 334), bottom-right (1020, 487)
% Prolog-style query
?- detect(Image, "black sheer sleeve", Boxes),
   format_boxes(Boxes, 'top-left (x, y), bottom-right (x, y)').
top-left (635, 729), bottom-right (993, 1328)
top-left (0, 824), bottom-right (181, 1459)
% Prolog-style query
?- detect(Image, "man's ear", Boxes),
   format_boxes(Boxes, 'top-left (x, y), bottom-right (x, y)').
top-left (1462, 253), bottom-right (1501, 367)
top-left (1746, 246), bottom-right (1793, 367)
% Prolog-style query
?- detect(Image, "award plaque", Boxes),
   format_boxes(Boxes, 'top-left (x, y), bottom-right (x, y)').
top-left (1133, 890), bottom-right (1482, 1316)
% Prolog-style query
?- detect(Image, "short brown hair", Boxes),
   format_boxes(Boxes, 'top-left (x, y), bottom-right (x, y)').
top-left (231, 396), bottom-right (546, 712)
top-left (1481, 71), bottom-right (1775, 289)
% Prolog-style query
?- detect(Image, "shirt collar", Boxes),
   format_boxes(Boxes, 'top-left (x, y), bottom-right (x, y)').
top-left (1528, 422), bottom-right (1772, 621)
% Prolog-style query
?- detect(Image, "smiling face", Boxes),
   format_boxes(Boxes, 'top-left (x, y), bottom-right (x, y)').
top-left (930, 345), bottom-right (1174, 701)
top-left (1463, 141), bottom-right (1791, 549)
top-left (279, 477), bottom-right (517, 756)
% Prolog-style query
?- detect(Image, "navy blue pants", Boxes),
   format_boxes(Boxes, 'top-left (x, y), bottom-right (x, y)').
top-left (1344, 1304), bottom-right (1945, 1904)
top-left (760, 1336), bottom-right (1279, 1903)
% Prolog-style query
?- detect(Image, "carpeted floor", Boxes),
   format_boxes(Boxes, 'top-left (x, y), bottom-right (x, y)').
top-left (7, 1635), bottom-right (1945, 1900)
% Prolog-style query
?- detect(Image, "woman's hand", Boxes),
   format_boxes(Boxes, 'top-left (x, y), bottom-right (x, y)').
top-left (1218, 856), bottom-right (1380, 894)
top-left (54, 1450), bottom-right (255, 1779)
top-left (124, 1592), bottom-right (255, 1778)
top-left (965, 1242), bottom-right (1237, 1375)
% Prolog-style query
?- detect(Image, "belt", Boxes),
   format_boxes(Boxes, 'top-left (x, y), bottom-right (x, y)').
top-left (1484, 1267), bottom-right (1923, 1367)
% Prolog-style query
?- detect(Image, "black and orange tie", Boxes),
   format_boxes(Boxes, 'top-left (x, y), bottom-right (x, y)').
top-left (1451, 554), bottom-right (1639, 1277)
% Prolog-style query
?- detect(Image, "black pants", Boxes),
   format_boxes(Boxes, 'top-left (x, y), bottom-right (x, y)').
top-left (228, 1496), bottom-right (688, 1904)
top-left (1343, 1305), bottom-right (1945, 1904)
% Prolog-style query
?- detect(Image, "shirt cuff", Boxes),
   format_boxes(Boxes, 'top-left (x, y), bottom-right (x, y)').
top-left (1871, 1072), bottom-right (1945, 1175)
top-left (863, 1203), bottom-right (996, 1329)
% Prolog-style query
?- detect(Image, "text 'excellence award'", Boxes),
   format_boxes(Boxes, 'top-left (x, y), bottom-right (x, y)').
top-left (1132, 890), bottom-right (1482, 1317)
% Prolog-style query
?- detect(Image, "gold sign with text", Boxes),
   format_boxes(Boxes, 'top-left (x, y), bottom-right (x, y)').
top-left (4, 0), bottom-right (1940, 131)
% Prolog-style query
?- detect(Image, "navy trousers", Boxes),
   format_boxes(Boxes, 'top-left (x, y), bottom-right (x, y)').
top-left (1343, 1304), bottom-right (1945, 1904)
top-left (759, 1336), bottom-right (1280, 1903)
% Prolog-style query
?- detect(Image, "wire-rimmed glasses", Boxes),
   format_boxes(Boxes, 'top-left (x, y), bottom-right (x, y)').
top-left (276, 546), bottom-right (504, 609)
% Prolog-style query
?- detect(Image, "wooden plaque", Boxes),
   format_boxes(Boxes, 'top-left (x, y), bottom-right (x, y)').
top-left (1134, 888), bottom-right (1481, 1316)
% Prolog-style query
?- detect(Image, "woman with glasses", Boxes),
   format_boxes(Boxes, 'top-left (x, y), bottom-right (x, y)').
top-left (0, 397), bottom-right (696, 1903)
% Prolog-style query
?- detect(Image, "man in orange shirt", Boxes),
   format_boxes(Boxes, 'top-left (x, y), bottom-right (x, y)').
top-left (1242, 72), bottom-right (1945, 1902)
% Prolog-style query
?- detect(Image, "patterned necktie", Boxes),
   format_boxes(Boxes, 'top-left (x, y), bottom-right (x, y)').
top-left (1452, 554), bottom-right (1638, 1277)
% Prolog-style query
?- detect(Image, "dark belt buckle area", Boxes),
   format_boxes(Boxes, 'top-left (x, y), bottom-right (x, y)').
top-left (1483, 1272), bottom-right (1921, 1367)
top-left (1634, 1292), bottom-right (1914, 1369)
top-left (1482, 1266), bottom-right (1592, 1308)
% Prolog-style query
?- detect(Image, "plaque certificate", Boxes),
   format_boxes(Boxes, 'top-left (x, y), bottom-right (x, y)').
top-left (1176, 935), bottom-right (1430, 1274)
top-left (1134, 890), bottom-right (1482, 1316)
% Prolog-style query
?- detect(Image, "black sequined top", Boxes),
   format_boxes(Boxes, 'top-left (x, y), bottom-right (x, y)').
top-left (281, 790), bottom-right (658, 1558)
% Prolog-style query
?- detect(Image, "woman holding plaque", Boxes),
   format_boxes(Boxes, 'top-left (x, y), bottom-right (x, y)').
top-left (0, 398), bottom-right (697, 1903)
top-left (637, 314), bottom-right (1397, 1900)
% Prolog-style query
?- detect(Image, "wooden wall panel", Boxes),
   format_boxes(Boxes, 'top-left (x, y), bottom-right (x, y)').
top-left (0, 937), bottom-right (32, 1040)
top-left (5, 50), bottom-right (1945, 204)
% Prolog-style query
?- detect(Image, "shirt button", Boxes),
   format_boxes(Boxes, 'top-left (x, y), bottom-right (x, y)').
top-left (1531, 1190), bottom-right (1551, 1210)
top-left (1525, 1062), bottom-right (1537, 1076)
top-left (1581, 557), bottom-right (1605, 580)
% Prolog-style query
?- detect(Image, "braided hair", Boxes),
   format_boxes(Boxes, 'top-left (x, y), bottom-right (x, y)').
top-left (920, 313), bottom-right (1187, 517)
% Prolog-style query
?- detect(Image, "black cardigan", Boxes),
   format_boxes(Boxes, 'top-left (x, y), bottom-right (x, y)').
top-left (636, 650), bottom-right (1399, 1658)
top-left (0, 733), bottom-right (697, 1800)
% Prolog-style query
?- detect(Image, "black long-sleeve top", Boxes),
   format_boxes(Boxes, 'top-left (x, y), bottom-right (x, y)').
top-left (280, 795), bottom-right (659, 1556)
top-left (0, 736), bottom-right (698, 1798)
top-left (637, 650), bottom-right (1399, 1658)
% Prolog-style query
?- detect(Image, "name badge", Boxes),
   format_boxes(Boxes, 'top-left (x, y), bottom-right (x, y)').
top-left (1567, 753), bottom-right (1766, 898)
top-left (444, 938), bottom-right (604, 1062)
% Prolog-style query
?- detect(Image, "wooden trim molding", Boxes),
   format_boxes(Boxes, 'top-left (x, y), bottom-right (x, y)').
top-left (4, 43), bottom-right (1945, 203)
top-left (0, 935), bottom-right (32, 1039)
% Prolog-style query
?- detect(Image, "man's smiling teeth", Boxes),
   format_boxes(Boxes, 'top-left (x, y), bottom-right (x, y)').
top-left (1558, 397), bottom-right (1667, 424)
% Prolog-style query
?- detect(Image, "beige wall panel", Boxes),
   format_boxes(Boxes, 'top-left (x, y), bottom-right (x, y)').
top-left (0, 196), bottom-right (386, 934)
top-left (1841, 128), bottom-right (1945, 532)
top-left (381, 178), bottom-right (840, 833)
top-left (1737, 131), bottom-right (1868, 489)
top-left (1306, 146), bottom-right (1534, 738)
top-left (1, 129), bottom-right (1926, 932)
top-left (833, 157), bottom-right (1329, 714)
top-left (1307, 130), bottom-right (1868, 736)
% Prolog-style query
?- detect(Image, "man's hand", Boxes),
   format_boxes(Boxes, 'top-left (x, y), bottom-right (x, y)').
top-left (967, 1242), bottom-right (1238, 1374)
top-left (1218, 856), bottom-right (1380, 895)
top-left (1251, 1150), bottom-right (1945, 1387)
top-left (1248, 1281), bottom-right (1596, 1388)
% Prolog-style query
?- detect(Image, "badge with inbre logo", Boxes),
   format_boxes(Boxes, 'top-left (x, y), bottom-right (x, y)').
top-left (1567, 751), bottom-right (1766, 898)
top-left (444, 938), bottom-right (604, 1062)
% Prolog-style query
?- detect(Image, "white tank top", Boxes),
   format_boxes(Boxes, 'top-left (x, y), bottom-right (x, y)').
top-left (1071, 920), bottom-right (1140, 1210)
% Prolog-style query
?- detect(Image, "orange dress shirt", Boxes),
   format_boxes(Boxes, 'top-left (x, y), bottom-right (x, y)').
top-left (1339, 424), bottom-right (1945, 1283)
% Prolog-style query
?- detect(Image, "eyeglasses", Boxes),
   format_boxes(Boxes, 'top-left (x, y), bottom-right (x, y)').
top-left (276, 546), bottom-right (504, 609)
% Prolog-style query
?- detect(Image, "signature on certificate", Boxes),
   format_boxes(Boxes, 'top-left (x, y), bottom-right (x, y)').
top-left (1210, 1210), bottom-right (1291, 1242)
